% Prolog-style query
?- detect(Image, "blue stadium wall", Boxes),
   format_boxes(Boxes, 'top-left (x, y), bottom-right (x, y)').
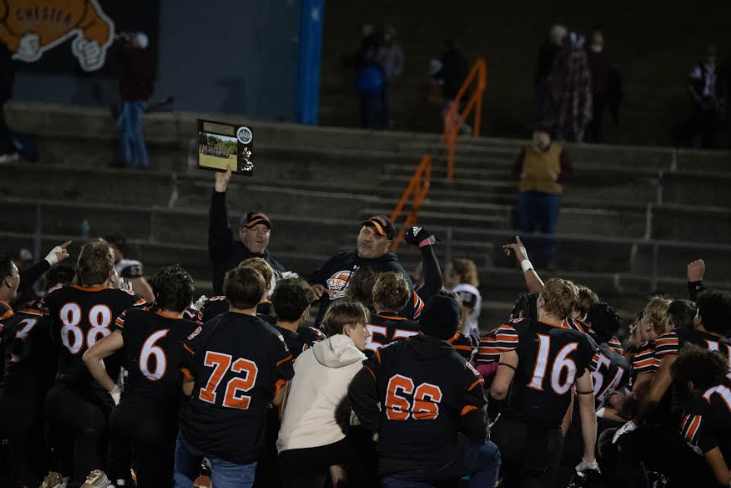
top-left (11, 0), bottom-right (305, 122)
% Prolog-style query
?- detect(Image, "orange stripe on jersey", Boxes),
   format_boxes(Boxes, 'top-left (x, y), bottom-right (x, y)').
top-left (183, 343), bottom-right (195, 356)
top-left (180, 367), bottom-right (193, 380)
top-left (655, 338), bottom-right (678, 346)
top-left (378, 313), bottom-right (407, 322)
top-left (467, 378), bottom-right (485, 391)
top-left (460, 405), bottom-right (478, 416)
top-left (447, 333), bottom-right (460, 344)
top-left (634, 359), bottom-right (657, 368)
top-left (134, 298), bottom-right (147, 306)
top-left (276, 355), bottom-right (293, 367)
top-left (685, 416), bottom-right (701, 442)
top-left (274, 379), bottom-right (288, 398)
top-left (478, 347), bottom-right (501, 355)
top-left (453, 345), bottom-right (473, 352)
top-left (0, 309), bottom-right (14, 320)
top-left (71, 285), bottom-right (106, 292)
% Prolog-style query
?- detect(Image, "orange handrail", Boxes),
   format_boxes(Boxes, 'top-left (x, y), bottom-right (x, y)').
top-left (389, 155), bottom-right (432, 250)
top-left (443, 57), bottom-right (487, 180)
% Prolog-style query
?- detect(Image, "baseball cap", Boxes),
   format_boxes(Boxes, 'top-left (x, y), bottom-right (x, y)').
top-left (240, 211), bottom-right (272, 230)
top-left (360, 215), bottom-right (396, 240)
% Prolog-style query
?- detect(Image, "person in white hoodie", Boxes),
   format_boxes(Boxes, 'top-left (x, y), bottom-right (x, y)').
top-left (277, 300), bottom-right (371, 488)
top-left (446, 258), bottom-right (482, 342)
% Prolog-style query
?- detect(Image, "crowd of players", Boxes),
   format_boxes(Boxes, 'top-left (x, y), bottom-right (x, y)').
top-left (1, 172), bottom-right (731, 488)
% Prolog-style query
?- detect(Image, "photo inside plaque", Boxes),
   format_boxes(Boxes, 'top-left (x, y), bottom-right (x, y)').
top-left (197, 120), bottom-right (254, 176)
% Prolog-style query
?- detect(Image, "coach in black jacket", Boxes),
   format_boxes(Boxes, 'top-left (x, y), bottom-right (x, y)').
top-left (208, 169), bottom-right (284, 295)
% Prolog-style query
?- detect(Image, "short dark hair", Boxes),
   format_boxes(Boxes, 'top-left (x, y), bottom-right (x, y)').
top-left (345, 267), bottom-right (378, 312)
top-left (321, 301), bottom-right (370, 338)
top-left (668, 300), bottom-right (697, 330)
top-left (151, 265), bottom-right (195, 313)
top-left (104, 235), bottom-right (127, 254)
top-left (224, 267), bottom-right (265, 309)
top-left (45, 265), bottom-right (75, 291)
top-left (575, 286), bottom-right (599, 318)
top-left (372, 272), bottom-right (410, 312)
top-left (697, 290), bottom-right (731, 335)
top-left (672, 344), bottom-right (728, 391)
top-left (587, 302), bottom-right (622, 344)
top-left (512, 293), bottom-right (538, 320)
top-left (0, 255), bottom-right (15, 283)
top-left (271, 277), bottom-right (314, 322)
top-left (76, 239), bottom-right (114, 286)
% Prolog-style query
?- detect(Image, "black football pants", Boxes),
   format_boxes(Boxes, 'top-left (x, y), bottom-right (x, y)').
top-left (490, 416), bottom-right (563, 488)
top-left (279, 438), bottom-right (353, 488)
top-left (109, 403), bottom-right (177, 488)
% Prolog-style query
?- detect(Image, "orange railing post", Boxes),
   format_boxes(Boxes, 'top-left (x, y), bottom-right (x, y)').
top-left (390, 155), bottom-right (432, 250)
top-left (443, 57), bottom-right (487, 180)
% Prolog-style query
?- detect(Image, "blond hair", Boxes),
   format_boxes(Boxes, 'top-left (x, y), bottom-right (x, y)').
top-left (643, 297), bottom-right (672, 335)
top-left (373, 272), bottom-right (410, 312)
top-left (575, 285), bottom-right (599, 317)
top-left (239, 257), bottom-right (274, 290)
top-left (75, 239), bottom-right (114, 286)
top-left (540, 278), bottom-right (579, 320)
top-left (450, 258), bottom-right (479, 287)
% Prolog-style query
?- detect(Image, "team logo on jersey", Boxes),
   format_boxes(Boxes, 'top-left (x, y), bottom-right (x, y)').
top-left (2, 0), bottom-right (115, 71)
top-left (236, 126), bottom-right (253, 144)
top-left (187, 326), bottom-right (203, 341)
top-left (326, 270), bottom-right (352, 300)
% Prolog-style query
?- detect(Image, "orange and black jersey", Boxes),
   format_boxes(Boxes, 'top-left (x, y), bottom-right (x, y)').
top-left (0, 300), bottom-right (14, 323)
top-left (200, 296), bottom-right (275, 324)
top-left (476, 324), bottom-right (517, 365)
top-left (275, 325), bottom-right (326, 359)
top-left (45, 285), bottom-right (145, 389)
top-left (398, 291), bottom-right (425, 321)
top-left (447, 332), bottom-right (477, 361)
top-left (180, 312), bottom-right (294, 465)
top-left (628, 341), bottom-right (658, 387)
top-left (682, 380), bottom-right (731, 459)
top-left (349, 334), bottom-right (486, 475)
top-left (496, 319), bottom-right (596, 427)
top-left (114, 308), bottom-right (200, 415)
top-left (590, 342), bottom-right (631, 409)
top-left (365, 313), bottom-right (421, 354)
top-left (0, 305), bottom-right (57, 391)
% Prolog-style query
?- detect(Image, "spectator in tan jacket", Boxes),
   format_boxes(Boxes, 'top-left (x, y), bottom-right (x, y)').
top-left (512, 127), bottom-right (573, 269)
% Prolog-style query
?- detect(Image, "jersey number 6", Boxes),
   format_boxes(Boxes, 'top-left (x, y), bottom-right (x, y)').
top-left (385, 374), bottom-right (443, 421)
top-left (199, 351), bottom-right (258, 410)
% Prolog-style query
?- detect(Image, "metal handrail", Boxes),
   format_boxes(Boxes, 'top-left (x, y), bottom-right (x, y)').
top-left (443, 57), bottom-right (487, 180)
top-left (389, 155), bottom-right (432, 250)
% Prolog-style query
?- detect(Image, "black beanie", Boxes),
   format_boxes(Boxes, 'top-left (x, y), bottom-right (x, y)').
top-left (419, 295), bottom-right (460, 340)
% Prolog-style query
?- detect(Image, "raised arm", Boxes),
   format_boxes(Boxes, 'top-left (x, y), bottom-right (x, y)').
top-left (404, 226), bottom-right (442, 301)
top-left (503, 236), bottom-right (544, 293)
top-left (19, 241), bottom-right (71, 293)
top-left (208, 169), bottom-right (235, 263)
top-left (687, 259), bottom-right (706, 301)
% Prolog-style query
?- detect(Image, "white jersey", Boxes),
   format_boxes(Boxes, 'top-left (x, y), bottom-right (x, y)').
top-left (115, 258), bottom-right (144, 279)
top-left (453, 283), bottom-right (482, 340)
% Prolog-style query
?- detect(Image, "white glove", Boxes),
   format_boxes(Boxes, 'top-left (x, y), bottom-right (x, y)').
top-left (13, 34), bottom-right (41, 62)
top-left (612, 420), bottom-right (637, 444)
top-left (576, 458), bottom-right (600, 474)
top-left (72, 37), bottom-right (103, 71)
top-left (109, 385), bottom-right (122, 406)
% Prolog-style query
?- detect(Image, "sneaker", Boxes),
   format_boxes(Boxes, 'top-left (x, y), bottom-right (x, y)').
top-left (80, 469), bottom-right (111, 488)
top-left (39, 471), bottom-right (65, 488)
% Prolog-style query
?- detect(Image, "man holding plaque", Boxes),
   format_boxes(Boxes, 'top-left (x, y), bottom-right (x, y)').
top-left (208, 169), bottom-right (284, 295)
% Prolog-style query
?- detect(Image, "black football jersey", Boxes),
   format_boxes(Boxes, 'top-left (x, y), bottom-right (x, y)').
top-left (0, 300), bottom-right (13, 323)
top-left (201, 296), bottom-right (275, 324)
top-left (447, 332), bottom-right (477, 361)
top-left (114, 308), bottom-right (200, 414)
top-left (590, 342), bottom-right (631, 409)
top-left (361, 335), bottom-right (485, 473)
top-left (275, 325), bottom-right (326, 359)
top-left (656, 327), bottom-right (731, 415)
top-left (397, 291), bottom-right (425, 321)
top-left (45, 285), bottom-right (146, 388)
top-left (365, 313), bottom-right (421, 354)
top-left (476, 327), bottom-right (506, 365)
top-left (628, 341), bottom-right (658, 388)
top-left (682, 380), bottom-right (731, 460)
top-left (183, 307), bottom-right (203, 324)
top-left (0, 305), bottom-right (57, 390)
top-left (181, 312), bottom-right (294, 465)
top-left (499, 319), bottom-right (596, 427)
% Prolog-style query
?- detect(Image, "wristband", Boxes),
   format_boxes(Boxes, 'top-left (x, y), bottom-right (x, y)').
top-left (418, 237), bottom-right (433, 248)
top-left (520, 259), bottom-right (533, 273)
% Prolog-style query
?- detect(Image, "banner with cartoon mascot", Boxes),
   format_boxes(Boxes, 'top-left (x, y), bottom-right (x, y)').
top-left (0, 0), bottom-right (115, 71)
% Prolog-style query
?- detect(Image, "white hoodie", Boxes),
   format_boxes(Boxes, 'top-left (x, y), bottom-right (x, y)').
top-left (277, 334), bottom-right (366, 453)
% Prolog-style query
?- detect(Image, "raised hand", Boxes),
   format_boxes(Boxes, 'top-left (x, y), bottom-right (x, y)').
top-left (686, 259), bottom-right (706, 282)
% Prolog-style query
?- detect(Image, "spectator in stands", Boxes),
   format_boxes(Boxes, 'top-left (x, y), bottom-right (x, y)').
top-left (376, 25), bottom-right (404, 129)
top-left (354, 24), bottom-right (385, 130)
top-left (512, 127), bottom-right (573, 269)
top-left (115, 31), bottom-right (155, 169)
top-left (446, 258), bottom-right (482, 342)
top-left (434, 39), bottom-right (471, 133)
top-left (277, 301), bottom-right (370, 488)
top-left (208, 168), bottom-right (285, 295)
top-left (585, 27), bottom-right (611, 143)
top-left (535, 24), bottom-right (568, 120)
top-left (545, 33), bottom-right (593, 142)
top-left (310, 215), bottom-right (411, 326)
top-left (0, 39), bottom-right (16, 163)
top-left (106, 235), bottom-right (154, 302)
top-left (687, 45), bottom-right (725, 148)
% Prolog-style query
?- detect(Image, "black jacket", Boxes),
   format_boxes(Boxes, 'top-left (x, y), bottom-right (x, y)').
top-left (310, 249), bottom-right (411, 326)
top-left (208, 190), bottom-right (284, 295)
top-left (349, 334), bottom-right (487, 475)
